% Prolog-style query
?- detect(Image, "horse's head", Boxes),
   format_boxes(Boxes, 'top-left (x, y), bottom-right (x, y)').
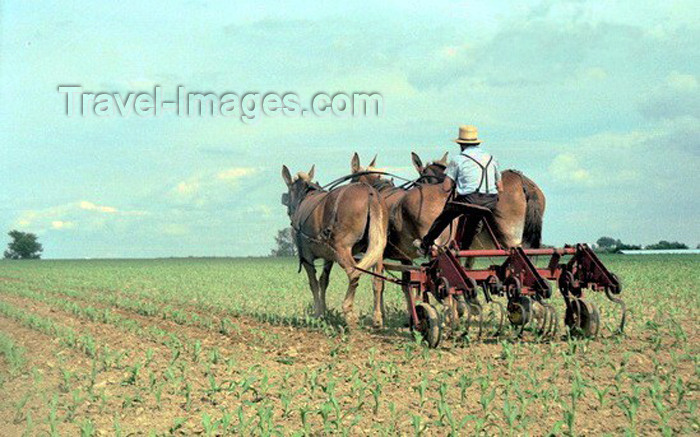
top-left (350, 153), bottom-right (390, 188)
top-left (281, 164), bottom-right (319, 216)
top-left (411, 151), bottom-right (448, 183)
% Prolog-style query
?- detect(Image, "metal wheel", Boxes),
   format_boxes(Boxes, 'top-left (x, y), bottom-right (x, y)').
top-left (565, 299), bottom-right (600, 337)
top-left (414, 302), bottom-right (442, 348)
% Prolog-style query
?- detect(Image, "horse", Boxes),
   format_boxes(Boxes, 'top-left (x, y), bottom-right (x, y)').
top-left (350, 152), bottom-right (545, 319)
top-left (281, 165), bottom-right (389, 327)
top-left (350, 152), bottom-right (470, 263)
top-left (409, 152), bottom-right (546, 250)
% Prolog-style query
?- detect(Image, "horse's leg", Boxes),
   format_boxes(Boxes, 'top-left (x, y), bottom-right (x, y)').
top-left (318, 260), bottom-right (333, 315)
top-left (335, 247), bottom-right (362, 328)
top-left (302, 262), bottom-right (324, 318)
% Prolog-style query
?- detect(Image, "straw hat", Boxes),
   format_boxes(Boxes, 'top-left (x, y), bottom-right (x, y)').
top-left (454, 125), bottom-right (481, 145)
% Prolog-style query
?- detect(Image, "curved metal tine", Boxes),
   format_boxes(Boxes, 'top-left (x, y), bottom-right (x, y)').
top-left (463, 299), bottom-right (474, 340)
top-left (540, 303), bottom-right (553, 339)
top-left (441, 299), bottom-right (453, 336)
top-left (590, 301), bottom-right (601, 339)
top-left (475, 300), bottom-right (484, 340)
top-left (443, 297), bottom-right (460, 339)
top-left (605, 287), bottom-right (627, 335)
top-left (533, 300), bottom-right (548, 340)
top-left (543, 302), bottom-right (559, 339)
top-left (480, 286), bottom-right (495, 338)
top-left (484, 300), bottom-right (505, 338)
top-left (495, 301), bottom-right (507, 337)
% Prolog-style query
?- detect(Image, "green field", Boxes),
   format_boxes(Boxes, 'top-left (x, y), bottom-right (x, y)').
top-left (0, 255), bottom-right (698, 435)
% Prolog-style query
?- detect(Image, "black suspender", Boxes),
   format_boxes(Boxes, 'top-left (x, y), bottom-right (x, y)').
top-left (461, 153), bottom-right (494, 194)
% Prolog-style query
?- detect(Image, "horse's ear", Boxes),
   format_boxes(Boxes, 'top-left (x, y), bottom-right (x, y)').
top-left (308, 164), bottom-right (315, 181)
top-left (439, 152), bottom-right (449, 165)
top-left (411, 152), bottom-right (424, 174)
top-left (369, 154), bottom-right (378, 168)
top-left (351, 152), bottom-right (361, 173)
top-left (281, 165), bottom-right (293, 186)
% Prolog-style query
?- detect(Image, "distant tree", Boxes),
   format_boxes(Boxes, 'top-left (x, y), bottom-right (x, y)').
top-left (596, 236), bottom-right (621, 249)
top-left (645, 240), bottom-right (688, 250)
top-left (4, 230), bottom-right (43, 260)
top-left (613, 243), bottom-right (642, 253)
top-left (594, 236), bottom-right (644, 253)
top-left (270, 227), bottom-right (297, 257)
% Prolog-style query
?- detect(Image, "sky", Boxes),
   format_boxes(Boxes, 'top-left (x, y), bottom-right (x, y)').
top-left (1, 0), bottom-right (698, 258)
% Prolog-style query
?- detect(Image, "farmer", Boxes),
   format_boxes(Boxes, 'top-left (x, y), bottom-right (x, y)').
top-left (416, 125), bottom-right (502, 254)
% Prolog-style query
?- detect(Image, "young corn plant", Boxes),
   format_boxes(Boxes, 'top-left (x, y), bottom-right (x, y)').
top-left (618, 386), bottom-right (641, 434)
top-left (201, 412), bottom-right (219, 437)
top-left (80, 419), bottom-right (96, 437)
top-left (458, 374), bottom-right (473, 403)
top-left (414, 375), bottom-right (429, 408)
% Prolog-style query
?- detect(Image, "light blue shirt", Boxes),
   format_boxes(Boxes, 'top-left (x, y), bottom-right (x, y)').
top-left (445, 147), bottom-right (500, 195)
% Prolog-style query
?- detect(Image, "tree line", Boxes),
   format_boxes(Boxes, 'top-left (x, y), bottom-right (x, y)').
top-left (3, 229), bottom-right (696, 260)
top-left (270, 228), bottom-right (698, 257)
top-left (595, 236), bottom-right (693, 253)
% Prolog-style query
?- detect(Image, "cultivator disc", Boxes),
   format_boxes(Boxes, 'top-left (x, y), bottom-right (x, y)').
top-left (507, 295), bottom-right (532, 326)
top-left (564, 298), bottom-right (600, 338)
top-left (413, 302), bottom-right (441, 348)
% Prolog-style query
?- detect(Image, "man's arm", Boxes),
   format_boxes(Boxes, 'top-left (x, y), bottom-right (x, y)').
top-left (444, 159), bottom-right (458, 192)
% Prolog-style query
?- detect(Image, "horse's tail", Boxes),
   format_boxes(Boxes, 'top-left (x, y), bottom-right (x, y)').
top-left (522, 176), bottom-right (544, 248)
top-left (356, 189), bottom-right (387, 272)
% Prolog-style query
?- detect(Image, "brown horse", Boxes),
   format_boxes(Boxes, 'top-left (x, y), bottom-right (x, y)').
top-left (351, 152), bottom-right (465, 263)
top-left (281, 165), bottom-right (389, 327)
top-left (409, 153), bottom-right (546, 250)
top-left (351, 152), bottom-right (545, 257)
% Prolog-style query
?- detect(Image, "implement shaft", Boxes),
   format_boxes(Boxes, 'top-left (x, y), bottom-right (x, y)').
top-left (456, 247), bottom-right (576, 257)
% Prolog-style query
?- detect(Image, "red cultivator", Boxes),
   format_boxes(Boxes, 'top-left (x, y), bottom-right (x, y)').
top-left (364, 204), bottom-right (626, 347)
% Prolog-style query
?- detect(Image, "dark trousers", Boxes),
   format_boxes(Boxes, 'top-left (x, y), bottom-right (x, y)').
top-left (422, 192), bottom-right (499, 250)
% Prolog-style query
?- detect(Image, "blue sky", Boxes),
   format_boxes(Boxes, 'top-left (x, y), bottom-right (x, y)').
top-left (1, 1), bottom-right (698, 258)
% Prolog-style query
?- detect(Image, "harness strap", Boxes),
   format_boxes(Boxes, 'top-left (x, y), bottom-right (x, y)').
top-left (461, 153), bottom-right (494, 194)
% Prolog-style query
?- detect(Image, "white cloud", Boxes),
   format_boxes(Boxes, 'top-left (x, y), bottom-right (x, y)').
top-left (160, 223), bottom-right (189, 236)
top-left (79, 200), bottom-right (118, 213)
top-left (51, 220), bottom-right (74, 230)
top-left (244, 204), bottom-right (272, 217)
top-left (174, 179), bottom-right (201, 196)
top-left (170, 167), bottom-right (259, 205)
top-left (549, 153), bottom-right (592, 184)
top-left (666, 72), bottom-right (698, 91)
top-left (639, 71), bottom-right (700, 120)
top-left (217, 167), bottom-right (257, 181)
top-left (15, 201), bottom-right (146, 233)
